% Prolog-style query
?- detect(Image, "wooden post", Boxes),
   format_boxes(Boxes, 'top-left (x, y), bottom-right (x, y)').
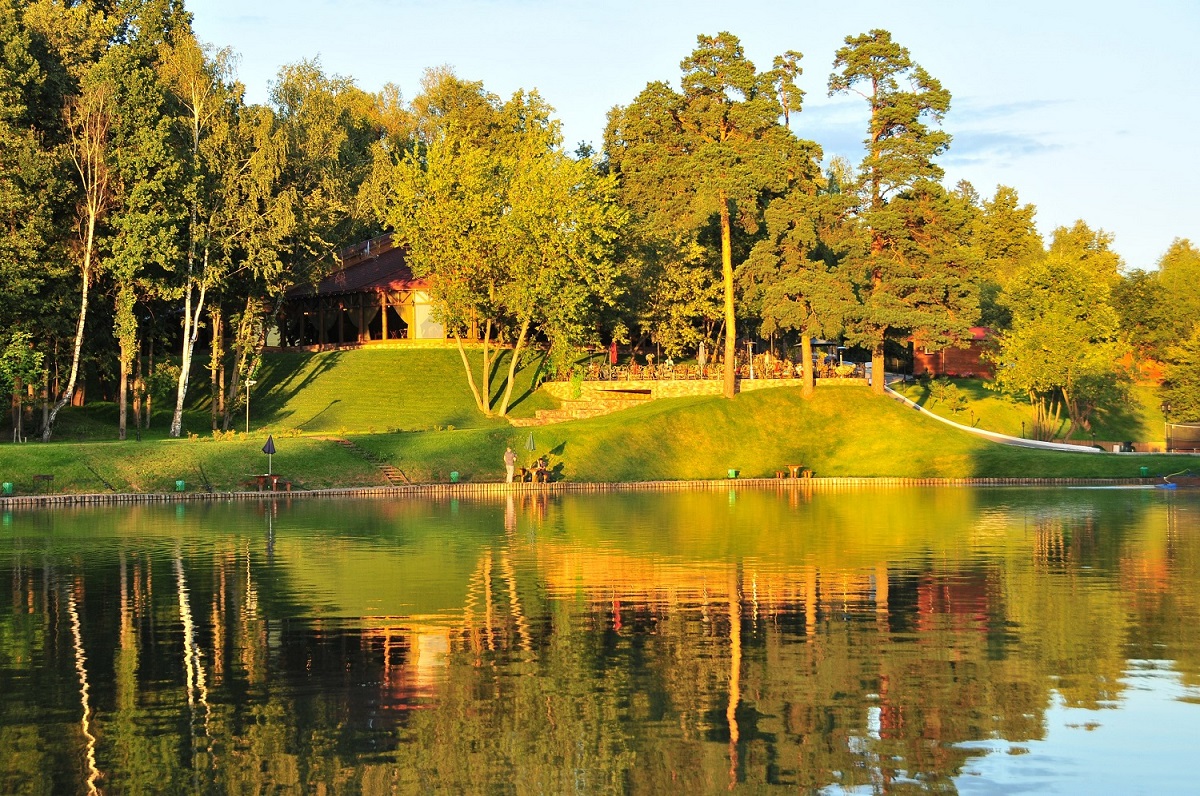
top-left (380, 292), bottom-right (389, 340)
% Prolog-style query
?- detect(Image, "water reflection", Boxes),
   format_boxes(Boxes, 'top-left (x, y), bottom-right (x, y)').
top-left (0, 488), bottom-right (1197, 793)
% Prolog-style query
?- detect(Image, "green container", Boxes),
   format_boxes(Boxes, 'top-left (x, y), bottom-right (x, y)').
top-left (450, 471), bottom-right (460, 483)
top-left (727, 469), bottom-right (739, 479)
top-left (175, 479), bottom-right (186, 492)
top-left (1, 482), bottom-right (12, 495)
top-left (1139, 466), bottom-right (1150, 477)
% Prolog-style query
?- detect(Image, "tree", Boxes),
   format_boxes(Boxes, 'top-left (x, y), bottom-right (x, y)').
top-left (44, 76), bottom-right (112, 441)
top-left (745, 169), bottom-right (856, 397)
top-left (0, 330), bottom-right (45, 442)
top-left (605, 32), bottom-right (806, 398)
top-left (1155, 238), bottom-right (1200, 340)
top-left (971, 185), bottom-right (1043, 330)
top-left (380, 87), bottom-right (625, 417)
top-left (991, 252), bottom-right (1130, 440)
top-left (159, 29), bottom-right (235, 438)
top-left (1162, 326), bottom-right (1200, 423)
top-left (103, 14), bottom-right (189, 441)
top-left (829, 29), bottom-right (975, 393)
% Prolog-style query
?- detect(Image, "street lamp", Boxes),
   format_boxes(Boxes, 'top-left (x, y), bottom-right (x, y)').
top-left (245, 379), bottom-right (257, 434)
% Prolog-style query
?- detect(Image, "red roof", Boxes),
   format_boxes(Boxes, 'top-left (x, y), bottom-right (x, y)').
top-left (287, 235), bottom-right (427, 298)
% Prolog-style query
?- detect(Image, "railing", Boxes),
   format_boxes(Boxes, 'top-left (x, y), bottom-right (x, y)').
top-left (547, 359), bottom-right (867, 382)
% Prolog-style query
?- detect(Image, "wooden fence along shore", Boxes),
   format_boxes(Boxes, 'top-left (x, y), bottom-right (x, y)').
top-left (0, 476), bottom-right (1169, 508)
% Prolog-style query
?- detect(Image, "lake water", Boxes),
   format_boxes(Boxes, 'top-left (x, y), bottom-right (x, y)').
top-left (1, 486), bottom-right (1197, 794)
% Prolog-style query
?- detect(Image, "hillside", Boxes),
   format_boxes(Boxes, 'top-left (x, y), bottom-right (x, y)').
top-left (3, 350), bottom-right (1191, 495)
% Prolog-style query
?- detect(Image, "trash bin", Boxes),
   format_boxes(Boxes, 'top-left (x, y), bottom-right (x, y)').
top-left (728, 469), bottom-right (739, 479)
top-left (175, 479), bottom-right (186, 492)
top-left (450, 471), bottom-right (460, 483)
top-left (1, 482), bottom-right (12, 495)
top-left (1139, 466), bottom-right (1150, 477)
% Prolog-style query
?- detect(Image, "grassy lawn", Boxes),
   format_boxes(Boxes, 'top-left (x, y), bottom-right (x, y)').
top-left (353, 386), bottom-right (1190, 484)
top-left (896, 378), bottom-right (1166, 445)
top-left (252, 346), bottom-right (557, 433)
top-left (3, 356), bottom-right (1193, 496)
top-left (36, 345), bottom-right (559, 443)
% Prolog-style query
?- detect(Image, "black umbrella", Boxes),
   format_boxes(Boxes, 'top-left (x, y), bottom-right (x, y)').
top-left (262, 434), bottom-right (276, 474)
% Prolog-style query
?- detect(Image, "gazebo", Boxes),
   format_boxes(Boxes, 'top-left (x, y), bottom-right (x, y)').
top-left (274, 234), bottom-right (451, 348)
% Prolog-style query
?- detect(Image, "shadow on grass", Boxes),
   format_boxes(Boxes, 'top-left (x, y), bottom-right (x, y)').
top-left (256, 351), bottom-right (346, 425)
top-left (486, 348), bottom-right (548, 414)
top-left (294, 399), bottom-right (342, 432)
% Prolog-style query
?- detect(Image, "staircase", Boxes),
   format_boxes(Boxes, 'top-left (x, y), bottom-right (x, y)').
top-left (332, 438), bottom-right (410, 485)
top-left (510, 390), bottom-right (654, 427)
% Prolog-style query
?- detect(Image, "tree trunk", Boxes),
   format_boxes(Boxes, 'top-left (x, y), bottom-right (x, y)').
top-left (118, 345), bottom-right (128, 441)
top-left (144, 334), bottom-right (153, 429)
top-left (453, 318), bottom-right (491, 416)
top-left (497, 318), bottom-right (530, 417)
top-left (170, 270), bottom-right (208, 438)
top-left (800, 334), bottom-right (814, 398)
top-left (719, 189), bottom-right (737, 399)
top-left (871, 345), bottom-right (885, 395)
top-left (210, 307), bottom-right (223, 431)
top-left (43, 226), bottom-right (93, 442)
top-left (132, 344), bottom-right (142, 434)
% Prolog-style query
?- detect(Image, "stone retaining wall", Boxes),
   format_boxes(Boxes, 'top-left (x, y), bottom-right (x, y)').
top-left (542, 376), bottom-right (867, 402)
top-left (0, 477), bottom-right (1166, 509)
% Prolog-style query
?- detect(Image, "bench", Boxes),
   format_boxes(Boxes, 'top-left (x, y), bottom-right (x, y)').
top-left (517, 466), bottom-right (551, 483)
top-left (246, 474), bottom-right (292, 492)
top-left (33, 474), bottom-right (54, 492)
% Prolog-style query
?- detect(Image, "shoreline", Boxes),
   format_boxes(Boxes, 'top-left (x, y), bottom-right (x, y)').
top-left (0, 475), bottom-right (1173, 509)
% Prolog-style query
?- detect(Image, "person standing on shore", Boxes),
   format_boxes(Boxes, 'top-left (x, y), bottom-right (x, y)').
top-left (504, 446), bottom-right (517, 483)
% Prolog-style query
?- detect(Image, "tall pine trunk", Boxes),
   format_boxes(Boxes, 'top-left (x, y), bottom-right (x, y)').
top-left (800, 334), bottom-right (814, 398)
top-left (719, 189), bottom-right (737, 400)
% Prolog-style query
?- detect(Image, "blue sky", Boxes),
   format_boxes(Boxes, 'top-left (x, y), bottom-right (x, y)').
top-left (190, 0), bottom-right (1198, 271)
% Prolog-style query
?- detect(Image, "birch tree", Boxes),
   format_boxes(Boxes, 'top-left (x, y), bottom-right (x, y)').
top-left (44, 79), bottom-right (111, 441)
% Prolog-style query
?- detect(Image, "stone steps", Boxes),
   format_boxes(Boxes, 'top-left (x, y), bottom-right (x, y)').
top-left (332, 438), bottom-right (410, 485)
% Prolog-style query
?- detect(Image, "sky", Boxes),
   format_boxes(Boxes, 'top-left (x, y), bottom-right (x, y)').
top-left (189, 0), bottom-right (1199, 271)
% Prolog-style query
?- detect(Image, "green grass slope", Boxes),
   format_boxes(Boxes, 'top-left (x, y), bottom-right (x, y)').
top-left (354, 386), bottom-right (1188, 483)
top-left (897, 378), bottom-right (1166, 445)
top-left (253, 347), bottom-right (556, 432)
top-left (5, 360), bottom-right (1193, 496)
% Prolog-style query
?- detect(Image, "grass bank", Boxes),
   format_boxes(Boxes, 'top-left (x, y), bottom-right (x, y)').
top-left (896, 378), bottom-right (1166, 445)
top-left (355, 387), bottom-right (1187, 484)
top-left (2, 351), bottom-right (1193, 497)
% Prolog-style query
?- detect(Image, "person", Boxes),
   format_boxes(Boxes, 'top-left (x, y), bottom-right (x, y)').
top-left (533, 455), bottom-right (549, 482)
top-left (504, 446), bottom-right (517, 483)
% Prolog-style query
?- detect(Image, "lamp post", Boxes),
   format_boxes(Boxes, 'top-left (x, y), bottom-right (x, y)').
top-left (747, 340), bottom-right (755, 380)
top-left (245, 379), bottom-right (257, 434)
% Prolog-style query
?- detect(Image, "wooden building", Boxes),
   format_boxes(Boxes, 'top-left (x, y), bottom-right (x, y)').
top-left (273, 234), bottom-right (450, 348)
top-left (912, 327), bottom-right (995, 378)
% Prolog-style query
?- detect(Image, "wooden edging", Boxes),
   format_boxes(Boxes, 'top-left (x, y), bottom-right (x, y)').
top-left (0, 476), bottom-right (1171, 509)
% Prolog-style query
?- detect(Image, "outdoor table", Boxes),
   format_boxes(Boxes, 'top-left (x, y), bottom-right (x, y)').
top-left (250, 474), bottom-right (290, 492)
top-left (787, 464), bottom-right (803, 479)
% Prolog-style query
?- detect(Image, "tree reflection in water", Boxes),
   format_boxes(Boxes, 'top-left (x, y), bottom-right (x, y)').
top-left (0, 489), bottom-right (1197, 793)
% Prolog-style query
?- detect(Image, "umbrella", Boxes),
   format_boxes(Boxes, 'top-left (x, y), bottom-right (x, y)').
top-left (525, 432), bottom-right (536, 452)
top-left (262, 434), bottom-right (276, 474)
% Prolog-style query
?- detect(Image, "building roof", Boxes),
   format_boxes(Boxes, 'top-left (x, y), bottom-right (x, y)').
top-left (286, 234), bottom-right (426, 298)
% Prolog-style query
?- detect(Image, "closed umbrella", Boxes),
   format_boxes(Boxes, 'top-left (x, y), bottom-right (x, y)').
top-left (262, 434), bottom-right (276, 474)
top-left (525, 432), bottom-right (536, 452)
